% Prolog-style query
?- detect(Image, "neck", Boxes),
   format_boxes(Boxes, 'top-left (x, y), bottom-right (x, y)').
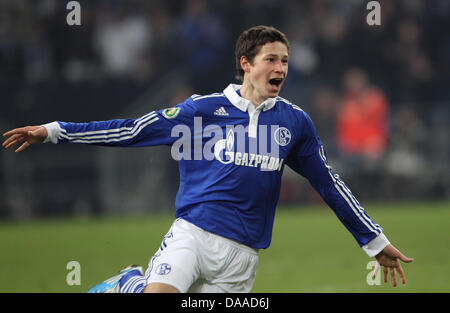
top-left (240, 81), bottom-right (267, 107)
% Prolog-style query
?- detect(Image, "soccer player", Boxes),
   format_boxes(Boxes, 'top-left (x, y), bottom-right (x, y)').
top-left (2, 25), bottom-right (413, 292)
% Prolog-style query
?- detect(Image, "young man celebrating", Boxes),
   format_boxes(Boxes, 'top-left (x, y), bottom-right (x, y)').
top-left (2, 25), bottom-right (412, 293)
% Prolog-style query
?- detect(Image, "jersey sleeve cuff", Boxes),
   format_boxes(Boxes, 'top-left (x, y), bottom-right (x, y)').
top-left (42, 122), bottom-right (62, 144)
top-left (362, 233), bottom-right (390, 258)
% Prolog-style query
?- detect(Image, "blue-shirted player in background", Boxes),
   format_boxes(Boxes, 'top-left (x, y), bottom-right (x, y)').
top-left (2, 25), bottom-right (413, 292)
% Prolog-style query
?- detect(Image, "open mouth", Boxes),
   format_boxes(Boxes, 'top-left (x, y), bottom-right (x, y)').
top-left (269, 78), bottom-right (283, 87)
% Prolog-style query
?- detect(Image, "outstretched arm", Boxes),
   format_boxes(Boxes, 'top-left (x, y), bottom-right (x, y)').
top-left (291, 147), bottom-right (414, 286)
top-left (286, 111), bottom-right (413, 286)
top-left (2, 125), bottom-right (48, 153)
top-left (2, 99), bottom-right (197, 151)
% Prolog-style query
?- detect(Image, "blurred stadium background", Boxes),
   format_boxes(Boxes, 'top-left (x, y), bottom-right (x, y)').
top-left (0, 0), bottom-right (449, 292)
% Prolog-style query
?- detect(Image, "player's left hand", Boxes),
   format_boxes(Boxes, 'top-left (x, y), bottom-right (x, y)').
top-left (373, 244), bottom-right (413, 287)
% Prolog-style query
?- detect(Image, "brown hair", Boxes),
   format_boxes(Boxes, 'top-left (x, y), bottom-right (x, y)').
top-left (235, 25), bottom-right (290, 81)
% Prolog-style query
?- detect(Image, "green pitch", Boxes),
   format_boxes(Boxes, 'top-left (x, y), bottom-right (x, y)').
top-left (0, 201), bottom-right (448, 292)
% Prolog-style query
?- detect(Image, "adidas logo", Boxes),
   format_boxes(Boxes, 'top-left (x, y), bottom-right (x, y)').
top-left (214, 106), bottom-right (229, 116)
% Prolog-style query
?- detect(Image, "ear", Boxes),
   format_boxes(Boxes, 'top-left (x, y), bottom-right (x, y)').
top-left (240, 56), bottom-right (251, 74)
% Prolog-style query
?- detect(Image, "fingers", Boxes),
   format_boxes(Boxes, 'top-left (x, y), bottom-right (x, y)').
top-left (15, 141), bottom-right (30, 153)
top-left (376, 245), bottom-right (412, 287)
top-left (385, 244), bottom-right (414, 264)
top-left (381, 260), bottom-right (407, 287)
top-left (3, 126), bottom-right (46, 152)
top-left (383, 266), bottom-right (388, 283)
top-left (2, 133), bottom-right (25, 150)
top-left (372, 261), bottom-right (380, 279)
top-left (396, 260), bottom-right (407, 285)
top-left (2, 127), bottom-right (26, 138)
top-left (398, 253), bottom-right (414, 263)
top-left (390, 267), bottom-right (397, 287)
top-left (2, 127), bottom-right (27, 150)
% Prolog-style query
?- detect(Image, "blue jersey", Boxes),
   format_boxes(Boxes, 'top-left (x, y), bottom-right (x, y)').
top-left (44, 84), bottom-right (385, 251)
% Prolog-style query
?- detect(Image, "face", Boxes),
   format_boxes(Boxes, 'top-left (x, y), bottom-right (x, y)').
top-left (241, 41), bottom-right (289, 103)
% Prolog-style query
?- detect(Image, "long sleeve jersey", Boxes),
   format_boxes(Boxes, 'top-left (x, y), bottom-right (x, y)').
top-left (44, 84), bottom-right (389, 256)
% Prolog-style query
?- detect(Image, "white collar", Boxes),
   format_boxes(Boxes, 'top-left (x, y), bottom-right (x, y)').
top-left (223, 84), bottom-right (277, 112)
